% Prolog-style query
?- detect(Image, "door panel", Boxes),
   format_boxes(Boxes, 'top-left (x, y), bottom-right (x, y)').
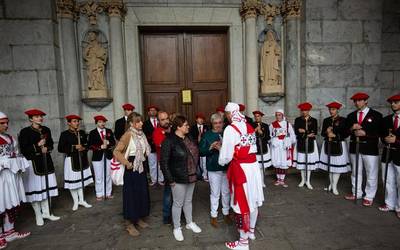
top-left (141, 29), bottom-right (228, 124)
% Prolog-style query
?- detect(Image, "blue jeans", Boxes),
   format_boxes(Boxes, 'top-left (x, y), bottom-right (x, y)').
top-left (162, 185), bottom-right (172, 222)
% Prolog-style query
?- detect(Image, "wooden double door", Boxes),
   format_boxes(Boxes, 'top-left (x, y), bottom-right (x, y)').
top-left (140, 28), bottom-right (229, 123)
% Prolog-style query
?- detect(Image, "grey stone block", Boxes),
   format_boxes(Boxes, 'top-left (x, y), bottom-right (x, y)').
top-left (12, 45), bottom-right (56, 70)
top-left (319, 65), bottom-right (363, 87)
top-left (306, 21), bottom-right (321, 42)
top-left (306, 0), bottom-right (338, 20)
top-left (363, 65), bottom-right (380, 86)
top-left (0, 20), bottom-right (54, 45)
top-left (382, 33), bottom-right (400, 52)
top-left (38, 70), bottom-right (59, 95)
top-left (322, 21), bottom-right (363, 43)
top-left (0, 45), bottom-right (13, 71)
top-left (346, 86), bottom-right (380, 108)
top-left (394, 71), bottom-right (400, 89)
top-left (379, 71), bottom-right (394, 88)
top-left (4, 0), bottom-right (53, 19)
top-left (352, 43), bottom-right (381, 65)
top-left (363, 21), bottom-right (382, 43)
top-left (0, 71), bottom-right (39, 96)
top-left (306, 66), bottom-right (320, 87)
top-left (381, 52), bottom-right (400, 71)
top-left (307, 87), bottom-right (346, 108)
top-left (306, 44), bottom-right (352, 65)
top-left (339, 0), bottom-right (382, 20)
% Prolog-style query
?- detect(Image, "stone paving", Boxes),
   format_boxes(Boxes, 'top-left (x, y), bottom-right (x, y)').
top-left (6, 171), bottom-right (400, 250)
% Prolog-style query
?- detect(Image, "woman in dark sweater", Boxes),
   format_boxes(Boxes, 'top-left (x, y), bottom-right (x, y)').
top-left (160, 115), bottom-right (202, 242)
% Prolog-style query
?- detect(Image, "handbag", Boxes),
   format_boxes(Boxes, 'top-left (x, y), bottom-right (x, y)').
top-left (110, 133), bottom-right (132, 186)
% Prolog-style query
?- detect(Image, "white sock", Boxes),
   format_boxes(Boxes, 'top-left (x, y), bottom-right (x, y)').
top-left (239, 230), bottom-right (249, 242)
top-left (250, 208), bottom-right (258, 229)
top-left (3, 214), bottom-right (14, 232)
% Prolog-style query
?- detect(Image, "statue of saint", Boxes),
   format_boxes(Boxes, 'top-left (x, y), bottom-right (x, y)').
top-left (84, 31), bottom-right (107, 91)
top-left (259, 30), bottom-right (281, 93)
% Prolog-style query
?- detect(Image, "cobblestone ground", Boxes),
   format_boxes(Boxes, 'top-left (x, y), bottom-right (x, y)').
top-left (6, 171), bottom-right (400, 250)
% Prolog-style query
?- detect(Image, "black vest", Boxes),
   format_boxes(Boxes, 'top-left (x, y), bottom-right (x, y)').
top-left (58, 129), bottom-right (89, 172)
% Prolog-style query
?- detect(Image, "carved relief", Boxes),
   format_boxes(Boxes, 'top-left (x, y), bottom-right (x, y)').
top-left (239, 0), bottom-right (262, 20)
top-left (282, 0), bottom-right (301, 18)
top-left (82, 31), bottom-right (109, 98)
top-left (104, 0), bottom-right (126, 18)
top-left (259, 30), bottom-right (282, 96)
top-left (79, 0), bottom-right (106, 25)
top-left (56, 0), bottom-right (78, 19)
top-left (259, 3), bottom-right (281, 25)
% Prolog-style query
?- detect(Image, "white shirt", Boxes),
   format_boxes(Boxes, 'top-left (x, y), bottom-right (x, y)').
top-left (357, 107), bottom-right (370, 123)
top-left (150, 117), bottom-right (158, 128)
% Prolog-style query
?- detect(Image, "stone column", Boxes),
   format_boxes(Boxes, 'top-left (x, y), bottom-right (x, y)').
top-left (240, 0), bottom-right (261, 114)
top-left (57, 0), bottom-right (81, 116)
top-left (106, 0), bottom-right (127, 119)
top-left (282, 0), bottom-right (301, 119)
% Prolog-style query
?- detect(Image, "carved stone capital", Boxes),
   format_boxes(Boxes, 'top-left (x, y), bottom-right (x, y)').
top-left (79, 0), bottom-right (106, 26)
top-left (56, 0), bottom-right (78, 19)
top-left (104, 0), bottom-right (127, 18)
top-left (240, 0), bottom-right (262, 20)
top-left (259, 3), bottom-right (281, 25)
top-left (282, 0), bottom-right (301, 18)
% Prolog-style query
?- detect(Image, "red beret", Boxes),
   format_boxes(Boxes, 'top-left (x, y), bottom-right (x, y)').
top-left (350, 92), bottom-right (369, 101)
top-left (239, 104), bottom-right (245, 112)
top-left (387, 94), bottom-right (400, 103)
top-left (65, 114), bottom-right (82, 121)
top-left (24, 109), bottom-right (46, 116)
top-left (147, 105), bottom-right (159, 111)
top-left (216, 106), bottom-right (225, 113)
top-left (252, 110), bottom-right (264, 116)
top-left (195, 112), bottom-right (205, 120)
top-left (326, 102), bottom-right (342, 109)
top-left (297, 102), bottom-right (312, 111)
top-left (94, 115), bottom-right (107, 122)
top-left (122, 103), bottom-right (135, 110)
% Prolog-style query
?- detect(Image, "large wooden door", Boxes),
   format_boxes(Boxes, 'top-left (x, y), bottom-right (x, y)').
top-left (140, 28), bottom-right (228, 123)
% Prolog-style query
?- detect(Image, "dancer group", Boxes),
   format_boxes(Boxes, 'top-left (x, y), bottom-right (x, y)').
top-left (0, 91), bottom-right (399, 250)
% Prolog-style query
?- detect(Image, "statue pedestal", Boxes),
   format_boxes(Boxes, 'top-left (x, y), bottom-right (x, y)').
top-left (87, 89), bottom-right (108, 98)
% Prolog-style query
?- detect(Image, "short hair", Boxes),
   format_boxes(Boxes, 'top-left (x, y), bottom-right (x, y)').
top-left (171, 115), bottom-right (187, 131)
top-left (157, 110), bottom-right (168, 119)
top-left (210, 113), bottom-right (222, 124)
top-left (127, 112), bottom-right (143, 124)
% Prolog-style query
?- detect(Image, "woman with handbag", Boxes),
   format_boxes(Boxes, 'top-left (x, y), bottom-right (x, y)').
top-left (113, 112), bottom-right (151, 237)
top-left (160, 115), bottom-right (202, 242)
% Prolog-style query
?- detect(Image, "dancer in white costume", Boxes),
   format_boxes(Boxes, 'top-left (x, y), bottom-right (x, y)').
top-left (18, 109), bottom-right (60, 226)
top-left (219, 102), bottom-right (264, 250)
top-left (0, 112), bottom-right (30, 249)
top-left (269, 109), bottom-right (296, 187)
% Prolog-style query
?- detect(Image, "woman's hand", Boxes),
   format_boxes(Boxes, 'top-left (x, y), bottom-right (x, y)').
top-left (126, 162), bottom-right (133, 170)
top-left (170, 182), bottom-right (176, 187)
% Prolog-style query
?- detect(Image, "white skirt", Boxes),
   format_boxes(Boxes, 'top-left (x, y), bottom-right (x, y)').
top-left (230, 162), bottom-right (264, 214)
top-left (319, 141), bottom-right (351, 173)
top-left (0, 168), bottom-right (26, 213)
top-left (23, 160), bottom-right (59, 203)
top-left (64, 157), bottom-right (94, 190)
top-left (256, 145), bottom-right (272, 168)
top-left (294, 141), bottom-right (319, 171)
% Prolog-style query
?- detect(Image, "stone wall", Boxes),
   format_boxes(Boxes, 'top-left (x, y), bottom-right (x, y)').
top-left (0, 0), bottom-right (65, 170)
top-left (303, 0), bottom-right (390, 127)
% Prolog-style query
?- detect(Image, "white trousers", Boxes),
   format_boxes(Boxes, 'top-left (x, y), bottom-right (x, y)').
top-left (200, 156), bottom-right (207, 179)
top-left (148, 152), bottom-right (164, 183)
top-left (350, 154), bottom-right (379, 200)
top-left (92, 156), bottom-right (112, 197)
top-left (208, 171), bottom-right (230, 218)
top-left (381, 162), bottom-right (400, 211)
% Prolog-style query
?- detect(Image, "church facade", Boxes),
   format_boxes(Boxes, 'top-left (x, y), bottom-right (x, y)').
top-left (0, 0), bottom-right (399, 167)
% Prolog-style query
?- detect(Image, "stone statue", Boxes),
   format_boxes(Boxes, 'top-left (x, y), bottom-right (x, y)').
top-left (259, 30), bottom-right (282, 94)
top-left (84, 31), bottom-right (107, 93)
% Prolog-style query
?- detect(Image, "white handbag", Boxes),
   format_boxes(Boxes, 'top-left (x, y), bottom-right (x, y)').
top-left (110, 136), bottom-right (132, 186)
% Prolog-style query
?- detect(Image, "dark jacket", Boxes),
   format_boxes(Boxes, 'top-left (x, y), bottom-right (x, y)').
top-left (199, 130), bottom-right (228, 172)
top-left (18, 126), bottom-right (55, 176)
top-left (189, 123), bottom-right (209, 144)
top-left (160, 134), bottom-right (198, 184)
top-left (294, 116), bottom-right (318, 153)
top-left (252, 122), bottom-right (270, 154)
top-left (87, 128), bottom-right (116, 161)
top-left (381, 114), bottom-right (400, 165)
top-left (143, 119), bottom-right (157, 153)
top-left (346, 108), bottom-right (383, 155)
top-left (321, 116), bottom-right (349, 156)
top-left (114, 117), bottom-right (128, 141)
top-left (58, 129), bottom-right (89, 171)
